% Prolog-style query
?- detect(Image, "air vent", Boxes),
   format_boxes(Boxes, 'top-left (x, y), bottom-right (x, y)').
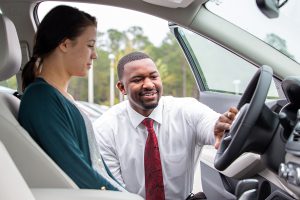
top-left (293, 134), bottom-right (300, 142)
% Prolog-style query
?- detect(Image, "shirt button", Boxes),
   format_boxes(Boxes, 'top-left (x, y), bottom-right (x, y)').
top-left (100, 186), bottom-right (106, 190)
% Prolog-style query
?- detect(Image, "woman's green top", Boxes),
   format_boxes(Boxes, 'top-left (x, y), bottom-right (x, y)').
top-left (18, 78), bottom-right (118, 190)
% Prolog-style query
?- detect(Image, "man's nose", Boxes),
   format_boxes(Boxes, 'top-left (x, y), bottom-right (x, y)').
top-left (143, 78), bottom-right (155, 88)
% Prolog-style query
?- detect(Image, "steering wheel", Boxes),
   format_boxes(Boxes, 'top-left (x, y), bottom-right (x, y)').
top-left (214, 65), bottom-right (276, 171)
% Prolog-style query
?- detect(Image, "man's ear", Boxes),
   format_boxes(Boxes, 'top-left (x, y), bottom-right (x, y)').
top-left (116, 81), bottom-right (126, 95)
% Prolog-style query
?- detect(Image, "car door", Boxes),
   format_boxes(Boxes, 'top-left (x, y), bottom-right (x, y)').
top-left (169, 23), bottom-right (283, 199)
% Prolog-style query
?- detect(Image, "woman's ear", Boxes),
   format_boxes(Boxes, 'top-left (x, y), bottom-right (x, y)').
top-left (117, 81), bottom-right (126, 95)
top-left (59, 38), bottom-right (71, 53)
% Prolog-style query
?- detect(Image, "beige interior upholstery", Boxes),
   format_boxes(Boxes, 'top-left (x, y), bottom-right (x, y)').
top-left (0, 93), bottom-right (78, 188)
top-left (31, 189), bottom-right (144, 200)
top-left (0, 139), bottom-right (144, 200)
top-left (0, 141), bottom-right (35, 200)
top-left (0, 14), bottom-right (78, 189)
top-left (0, 14), bottom-right (21, 81)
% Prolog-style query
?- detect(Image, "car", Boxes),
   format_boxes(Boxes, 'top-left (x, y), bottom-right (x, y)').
top-left (0, 0), bottom-right (299, 199)
top-left (76, 101), bottom-right (109, 122)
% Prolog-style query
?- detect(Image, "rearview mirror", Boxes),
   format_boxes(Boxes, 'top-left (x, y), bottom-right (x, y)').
top-left (256, 0), bottom-right (288, 18)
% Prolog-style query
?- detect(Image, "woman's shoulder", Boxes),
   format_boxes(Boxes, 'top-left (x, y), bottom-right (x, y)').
top-left (23, 78), bottom-right (57, 97)
top-left (21, 78), bottom-right (61, 107)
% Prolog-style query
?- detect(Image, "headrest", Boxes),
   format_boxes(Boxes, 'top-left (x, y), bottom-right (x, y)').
top-left (0, 14), bottom-right (21, 81)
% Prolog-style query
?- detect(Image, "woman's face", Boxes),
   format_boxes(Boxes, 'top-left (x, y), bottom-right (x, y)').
top-left (64, 25), bottom-right (98, 77)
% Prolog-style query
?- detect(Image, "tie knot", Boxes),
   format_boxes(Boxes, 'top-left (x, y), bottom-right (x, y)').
top-left (142, 118), bottom-right (154, 129)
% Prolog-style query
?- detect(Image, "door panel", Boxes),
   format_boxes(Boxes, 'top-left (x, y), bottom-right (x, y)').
top-left (199, 91), bottom-right (240, 114)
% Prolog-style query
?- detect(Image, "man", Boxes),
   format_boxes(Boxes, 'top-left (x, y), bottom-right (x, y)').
top-left (94, 51), bottom-right (238, 200)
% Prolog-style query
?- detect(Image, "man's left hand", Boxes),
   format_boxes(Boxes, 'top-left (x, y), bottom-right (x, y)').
top-left (214, 107), bottom-right (238, 149)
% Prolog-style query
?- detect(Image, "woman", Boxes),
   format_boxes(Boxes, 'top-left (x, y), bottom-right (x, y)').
top-left (18, 5), bottom-right (124, 191)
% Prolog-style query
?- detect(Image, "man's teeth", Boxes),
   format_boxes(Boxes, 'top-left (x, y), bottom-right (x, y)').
top-left (144, 93), bottom-right (155, 96)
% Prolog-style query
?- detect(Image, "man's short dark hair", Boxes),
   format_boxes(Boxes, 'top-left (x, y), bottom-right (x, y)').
top-left (117, 51), bottom-right (150, 80)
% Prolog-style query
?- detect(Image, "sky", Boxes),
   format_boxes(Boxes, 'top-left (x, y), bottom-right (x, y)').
top-left (38, 1), bottom-right (170, 47)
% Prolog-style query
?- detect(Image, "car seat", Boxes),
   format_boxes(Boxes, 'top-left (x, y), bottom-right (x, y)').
top-left (0, 13), bottom-right (78, 189)
top-left (0, 140), bottom-right (35, 200)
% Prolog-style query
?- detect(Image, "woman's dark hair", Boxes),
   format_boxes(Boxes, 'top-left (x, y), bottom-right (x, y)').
top-left (22, 5), bottom-right (97, 91)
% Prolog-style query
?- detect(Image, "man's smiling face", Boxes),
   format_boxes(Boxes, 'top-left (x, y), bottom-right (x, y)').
top-left (117, 58), bottom-right (163, 116)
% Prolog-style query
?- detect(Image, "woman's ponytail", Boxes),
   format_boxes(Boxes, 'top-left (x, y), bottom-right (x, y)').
top-left (21, 56), bottom-right (38, 91)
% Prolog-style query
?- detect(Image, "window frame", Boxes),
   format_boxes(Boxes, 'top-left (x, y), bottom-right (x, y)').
top-left (170, 25), bottom-right (283, 99)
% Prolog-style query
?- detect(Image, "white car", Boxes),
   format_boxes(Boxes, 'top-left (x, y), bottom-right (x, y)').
top-left (0, 0), bottom-right (299, 199)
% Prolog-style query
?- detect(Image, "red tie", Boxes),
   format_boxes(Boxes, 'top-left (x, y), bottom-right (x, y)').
top-left (142, 118), bottom-right (165, 200)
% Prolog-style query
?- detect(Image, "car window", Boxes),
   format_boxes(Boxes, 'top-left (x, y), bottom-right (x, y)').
top-left (37, 1), bottom-right (199, 106)
top-left (0, 77), bottom-right (17, 91)
top-left (175, 26), bottom-right (280, 99)
top-left (205, 0), bottom-right (300, 65)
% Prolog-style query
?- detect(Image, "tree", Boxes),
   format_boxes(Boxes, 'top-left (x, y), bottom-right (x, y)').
top-left (93, 50), bottom-right (111, 105)
top-left (107, 29), bottom-right (126, 53)
top-left (126, 26), bottom-right (152, 50)
top-left (265, 33), bottom-right (295, 59)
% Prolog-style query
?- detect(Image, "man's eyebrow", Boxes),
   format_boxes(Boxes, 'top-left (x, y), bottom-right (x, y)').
top-left (150, 71), bottom-right (159, 75)
top-left (130, 75), bottom-right (143, 79)
top-left (129, 71), bottom-right (158, 78)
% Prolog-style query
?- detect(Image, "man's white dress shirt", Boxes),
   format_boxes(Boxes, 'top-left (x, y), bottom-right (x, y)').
top-left (94, 96), bottom-right (220, 200)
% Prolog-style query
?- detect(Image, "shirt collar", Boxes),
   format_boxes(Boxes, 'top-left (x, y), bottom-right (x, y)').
top-left (126, 98), bottom-right (163, 128)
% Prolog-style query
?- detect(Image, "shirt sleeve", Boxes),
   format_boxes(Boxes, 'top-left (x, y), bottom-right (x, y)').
top-left (93, 115), bottom-right (126, 187)
top-left (183, 98), bottom-right (221, 145)
top-left (18, 84), bottom-right (118, 190)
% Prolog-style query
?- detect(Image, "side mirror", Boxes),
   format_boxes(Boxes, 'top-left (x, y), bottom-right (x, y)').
top-left (256, 0), bottom-right (288, 18)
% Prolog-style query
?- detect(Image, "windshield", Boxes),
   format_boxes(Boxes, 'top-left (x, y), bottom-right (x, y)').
top-left (206, 0), bottom-right (300, 64)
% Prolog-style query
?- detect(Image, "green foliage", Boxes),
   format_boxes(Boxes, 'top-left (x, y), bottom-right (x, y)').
top-left (0, 76), bottom-right (17, 90)
top-left (93, 50), bottom-right (111, 106)
top-left (265, 33), bottom-right (295, 59)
